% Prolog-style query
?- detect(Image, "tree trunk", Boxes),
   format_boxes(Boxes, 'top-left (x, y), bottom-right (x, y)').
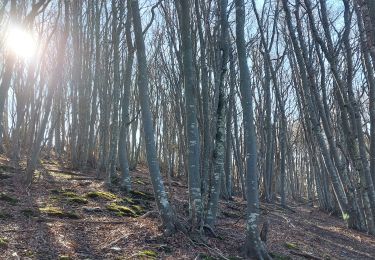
top-left (235, 0), bottom-right (270, 258)
top-left (131, 0), bottom-right (177, 234)
top-left (176, 0), bottom-right (203, 229)
top-left (118, 3), bottom-right (134, 192)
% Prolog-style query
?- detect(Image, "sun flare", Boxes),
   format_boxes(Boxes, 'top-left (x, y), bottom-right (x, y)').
top-left (5, 26), bottom-right (37, 60)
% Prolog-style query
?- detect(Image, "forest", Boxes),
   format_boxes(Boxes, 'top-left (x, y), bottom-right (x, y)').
top-left (0, 0), bottom-right (375, 259)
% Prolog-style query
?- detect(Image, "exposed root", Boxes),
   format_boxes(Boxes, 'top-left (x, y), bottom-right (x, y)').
top-left (203, 224), bottom-right (217, 238)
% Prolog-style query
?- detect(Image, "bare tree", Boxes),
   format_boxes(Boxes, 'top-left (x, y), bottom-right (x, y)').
top-left (235, 0), bottom-right (270, 258)
top-left (131, 0), bottom-right (177, 234)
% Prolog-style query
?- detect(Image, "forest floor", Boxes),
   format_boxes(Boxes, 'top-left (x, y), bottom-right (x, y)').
top-left (0, 155), bottom-right (375, 260)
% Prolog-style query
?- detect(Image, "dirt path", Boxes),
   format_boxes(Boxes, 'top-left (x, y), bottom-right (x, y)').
top-left (1, 160), bottom-right (374, 259)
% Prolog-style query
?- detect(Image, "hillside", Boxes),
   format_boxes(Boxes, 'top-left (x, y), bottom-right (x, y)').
top-left (1, 157), bottom-right (374, 260)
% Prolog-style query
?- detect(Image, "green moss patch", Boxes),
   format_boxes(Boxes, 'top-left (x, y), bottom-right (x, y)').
top-left (61, 191), bottom-right (88, 204)
top-left (49, 190), bottom-right (88, 204)
top-left (133, 179), bottom-right (146, 185)
top-left (86, 191), bottom-right (118, 200)
top-left (284, 242), bottom-right (299, 250)
top-left (122, 196), bottom-right (136, 204)
top-left (130, 205), bottom-right (144, 215)
top-left (137, 250), bottom-right (158, 259)
top-left (129, 190), bottom-right (154, 200)
top-left (0, 237), bottom-right (8, 248)
top-left (0, 192), bottom-right (19, 205)
top-left (106, 203), bottom-right (138, 217)
top-left (122, 196), bottom-right (152, 210)
top-left (39, 207), bottom-right (80, 219)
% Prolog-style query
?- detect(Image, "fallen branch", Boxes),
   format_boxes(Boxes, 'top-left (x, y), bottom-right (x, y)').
top-left (171, 181), bottom-right (188, 188)
top-left (268, 211), bottom-right (296, 228)
top-left (45, 168), bottom-right (82, 176)
top-left (103, 232), bottom-right (129, 249)
top-left (180, 231), bottom-right (230, 260)
top-left (290, 250), bottom-right (323, 260)
top-left (140, 210), bottom-right (159, 219)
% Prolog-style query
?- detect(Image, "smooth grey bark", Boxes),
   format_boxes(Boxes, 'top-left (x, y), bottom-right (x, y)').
top-left (70, 0), bottom-right (80, 169)
top-left (97, 11), bottom-right (111, 175)
top-left (176, 0), bottom-right (203, 228)
top-left (235, 0), bottom-right (270, 258)
top-left (76, 3), bottom-right (91, 169)
top-left (279, 117), bottom-right (286, 206)
top-left (87, 1), bottom-right (100, 167)
top-left (118, 3), bottom-right (134, 192)
top-left (131, 0), bottom-right (176, 233)
top-left (205, 0), bottom-right (229, 227)
top-left (130, 97), bottom-right (140, 170)
top-left (194, 0), bottom-right (211, 200)
top-left (263, 58), bottom-right (273, 202)
top-left (224, 47), bottom-right (236, 200)
top-left (233, 103), bottom-right (246, 200)
top-left (107, 0), bottom-right (124, 183)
